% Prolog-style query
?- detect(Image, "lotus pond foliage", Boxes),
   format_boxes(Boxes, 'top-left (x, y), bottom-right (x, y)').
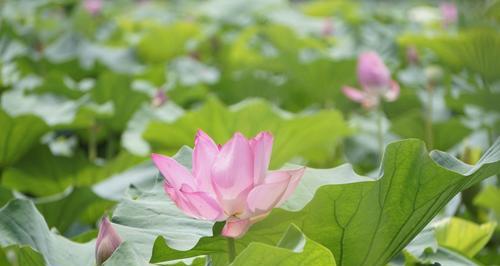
top-left (0, 0), bottom-right (499, 266)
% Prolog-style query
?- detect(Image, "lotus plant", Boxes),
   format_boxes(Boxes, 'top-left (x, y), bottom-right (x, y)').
top-left (342, 51), bottom-right (400, 109)
top-left (151, 130), bottom-right (305, 239)
top-left (95, 217), bottom-right (123, 266)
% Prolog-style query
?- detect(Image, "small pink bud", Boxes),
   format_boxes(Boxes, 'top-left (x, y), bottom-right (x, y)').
top-left (342, 51), bottom-right (400, 109)
top-left (83, 0), bottom-right (102, 15)
top-left (95, 217), bottom-right (123, 266)
top-left (406, 46), bottom-right (420, 65)
top-left (440, 2), bottom-right (458, 27)
top-left (322, 19), bottom-right (334, 36)
top-left (151, 90), bottom-right (168, 107)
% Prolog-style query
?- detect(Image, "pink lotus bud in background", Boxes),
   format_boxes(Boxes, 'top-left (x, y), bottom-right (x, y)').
top-left (406, 46), bottom-right (420, 65)
top-left (152, 130), bottom-right (305, 238)
top-left (152, 90), bottom-right (168, 107)
top-left (84, 0), bottom-right (102, 15)
top-left (342, 51), bottom-right (400, 109)
top-left (322, 19), bottom-right (334, 36)
top-left (95, 217), bottom-right (123, 266)
top-left (357, 52), bottom-right (391, 90)
top-left (440, 2), bottom-right (458, 27)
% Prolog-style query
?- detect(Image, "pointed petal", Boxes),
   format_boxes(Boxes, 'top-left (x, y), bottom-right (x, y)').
top-left (96, 217), bottom-right (122, 265)
top-left (221, 219), bottom-right (251, 239)
top-left (211, 133), bottom-right (254, 215)
top-left (384, 80), bottom-right (400, 102)
top-left (179, 185), bottom-right (224, 220)
top-left (274, 167), bottom-right (306, 206)
top-left (193, 129), bottom-right (219, 194)
top-left (163, 184), bottom-right (198, 218)
top-left (342, 86), bottom-right (366, 103)
top-left (152, 153), bottom-right (195, 189)
top-left (246, 173), bottom-right (291, 215)
top-left (249, 131), bottom-right (274, 185)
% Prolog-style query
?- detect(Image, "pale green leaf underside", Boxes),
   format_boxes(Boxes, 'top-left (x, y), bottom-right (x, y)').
top-left (0, 200), bottom-right (94, 266)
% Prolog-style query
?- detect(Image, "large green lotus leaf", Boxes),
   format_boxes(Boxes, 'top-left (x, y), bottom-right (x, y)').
top-left (149, 139), bottom-right (500, 266)
top-left (0, 109), bottom-right (48, 167)
top-left (0, 245), bottom-right (46, 266)
top-left (103, 242), bottom-right (150, 266)
top-left (1, 89), bottom-right (114, 130)
top-left (2, 145), bottom-right (144, 197)
top-left (36, 187), bottom-right (116, 234)
top-left (2, 146), bottom-right (90, 196)
top-left (231, 224), bottom-right (336, 266)
top-left (75, 151), bottom-right (146, 187)
top-left (390, 109), bottom-right (471, 151)
top-left (91, 72), bottom-right (149, 132)
top-left (434, 217), bottom-right (496, 257)
top-left (143, 97), bottom-right (350, 168)
top-left (136, 22), bottom-right (200, 64)
top-left (398, 28), bottom-right (500, 82)
top-left (0, 199), bottom-right (94, 266)
top-left (0, 186), bottom-right (13, 207)
top-left (446, 89), bottom-right (500, 113)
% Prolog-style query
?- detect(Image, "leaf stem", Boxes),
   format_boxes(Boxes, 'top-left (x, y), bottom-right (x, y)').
top-left (376, 108), bottom-right (384, 162)
top-left (227, 237), bottom-right (236, 263)
top-left (106, 132), bottom-right (115, 160)
top-left (425, 83), bottom-right (434, 150)
top-left (89, 121), bottom-right (98, 162)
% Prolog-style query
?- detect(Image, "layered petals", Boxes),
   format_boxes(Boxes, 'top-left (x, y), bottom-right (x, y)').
top-left (211, 133), bottom-right (254, 215)
top-left (274, 167), bottom-right (306, 206)
top-left (152, 131), bottom-right (305, 239)
top-left (177, 187), bottom-right (223, 220)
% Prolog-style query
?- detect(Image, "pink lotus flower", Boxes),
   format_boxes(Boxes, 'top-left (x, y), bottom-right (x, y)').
top-left (95, 217), bottom-right (123, 265)
top-left (342, 51), bottom-right (399, 109)
top-left (440, 2), bottom-right (458, 27)
top-left (152, 130), bottom-right (305, 238)
top-left (84, 0), bottom-right (102, 15)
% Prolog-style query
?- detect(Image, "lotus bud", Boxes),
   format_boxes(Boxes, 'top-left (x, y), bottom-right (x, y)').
top-left (84, 0), bottom-right (102, 15)
top-left (440, 2), bottom-right (458, 27)
top-left (342, 51), bottom-right (400, 109)
top-left (406, 46), bottom-right (420, 65)
top-left (95, 217), bottom-right (123, 265)
top-left (152, 90), bottom-right (168, 107)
